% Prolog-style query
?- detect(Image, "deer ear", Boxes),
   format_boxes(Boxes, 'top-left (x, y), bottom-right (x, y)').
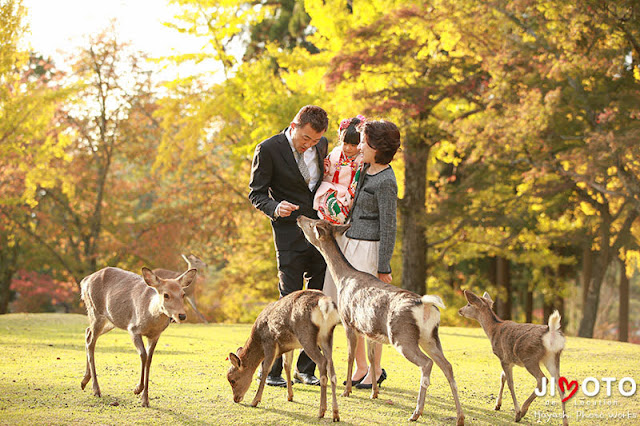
top-left (482, 292), bottom-right (493, 302)
top-left (464, 290), bottom-right (482, 305)
top-left (229, 353), bottom-right (242, 369)
top-left (141, 267), bottom-right (159, 287)
top-left (178, 268), bottom-right (198, 288)
top-left (181, 253), bottom-right (189, 264)
top-left (313, 224), bottom-right (325, 240)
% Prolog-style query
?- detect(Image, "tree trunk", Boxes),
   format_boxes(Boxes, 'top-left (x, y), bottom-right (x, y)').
top-left (0, 235), bottom-right (19, 314)
top-left (582, 242), bottom-right (593, 308)
top-left (579, 216), bottom-right (612, 338)
top-left (525, 288), bottom-right (533, 323)
top-left (578, 256), bottom-right (609, 337)
top-left (496, 256), bottom-right (511, 320)
top-left (401, 141), bottom-right (428, 295)
top-left (618, 257), bottom-right (629, 343)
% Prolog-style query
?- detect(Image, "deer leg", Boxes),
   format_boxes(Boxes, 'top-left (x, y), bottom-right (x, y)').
top-left (495, 371), bottom-right (506, 410)
top-left (393, 341), bottom-right (433, 422)
top-left (423, 337), bottom-right (465, 426)
top-left (501, 363), bottom-right (521, 422)
top-left (81, 327), bottom-right (93, 391)
top-left (366, 340), bottom-right (382, 399)
top-left (83, 318), bottom-right (109, 397)
top-left (299, 333), bottom-right (329, 419)
top-left (283, 350), bottom-right (294, 402)
top-left (319, 330), bottom-right (340, 422)
top-left (544, 353), bottom-right (568, 426)
top-left (130, 333), bottom-right (147, 397)
top-left (252, 346), bottom-right (277, 407)
top-left (140, 337), bottom-right (158, 407)
top-left (342, 326), bottom-right (359, 397)
top-left (519, 362), bottom-right (544, 421)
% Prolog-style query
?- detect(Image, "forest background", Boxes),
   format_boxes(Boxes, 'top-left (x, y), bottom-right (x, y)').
top-left (1, 0), bottom-right (639, 342)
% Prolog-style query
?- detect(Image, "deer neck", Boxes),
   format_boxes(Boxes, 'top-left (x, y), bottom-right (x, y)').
top-left (239, 333), bottom-right (266, 373)
top-left (477, 310), bottom-right (503, 340)
top-left (321, 235), bottom-right (357, 290)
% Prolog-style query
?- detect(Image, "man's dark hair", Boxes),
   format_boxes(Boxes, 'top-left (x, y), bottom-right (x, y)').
top-left (361, 120), bottom-right (401, 164)
top-left (293, 105), bottom-right (329, 133)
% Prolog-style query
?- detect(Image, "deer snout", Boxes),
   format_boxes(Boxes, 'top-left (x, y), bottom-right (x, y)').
top-left (233, 395), bottom-right (243, 403)
top-left (179, 313), bottom-right (186, 321)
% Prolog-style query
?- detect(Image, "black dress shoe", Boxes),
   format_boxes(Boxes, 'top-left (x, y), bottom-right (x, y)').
top-left (265, 375), bottom-right (287, 387)
top-left (294, 371), bottom-right (320, 386)
top-left (343, 374), bottom-right (366, 386)
top-left (355, 369), bottom-right (387, 389)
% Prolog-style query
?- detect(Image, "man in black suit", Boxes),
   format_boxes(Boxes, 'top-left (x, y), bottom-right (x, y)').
top-left (248, 105), bottom-right (329, 387)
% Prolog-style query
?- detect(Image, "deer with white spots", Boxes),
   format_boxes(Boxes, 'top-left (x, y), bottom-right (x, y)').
top-left (297, 216), bottom-right (464, 424)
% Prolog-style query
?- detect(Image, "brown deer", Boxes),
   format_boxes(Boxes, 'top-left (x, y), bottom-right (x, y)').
top-left (153, 254), bottom-right (208, 323)
top-left (458, 290), bottom-right (568, 425)
top-left (227, 290), bottom-right (341, 421)
top-left (80, 266), bottom-right (197, 407)
top-left (296, 216), bottom-right (464, 424)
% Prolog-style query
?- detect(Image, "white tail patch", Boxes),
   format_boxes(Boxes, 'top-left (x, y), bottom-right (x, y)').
top-left (542, 310), bottom-right (565, 354)
top-left (421, 295), bottom-right (445, 309)
top-left (312, 297), bottom-right (341, 344)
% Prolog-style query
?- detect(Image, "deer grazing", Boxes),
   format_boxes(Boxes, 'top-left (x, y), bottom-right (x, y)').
top-left (153, 254), bottom-right (208, 323)
top-left (296, 216), bottom-right (465, 425)
top-left (227, 289), bottom-right (341, 422)
top-left (458, 290), bottom-right (568, 425)
top-left (80, 266), bottom-right (196, 407)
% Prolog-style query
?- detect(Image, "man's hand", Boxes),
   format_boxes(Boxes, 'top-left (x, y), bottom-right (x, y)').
top-left (378, 273), bottom-right (392, 283)
top-left (276, 201), bottom-right (300, 218)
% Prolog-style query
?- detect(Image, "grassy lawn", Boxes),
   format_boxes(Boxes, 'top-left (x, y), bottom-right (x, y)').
top-left (0, 313), bottom-right (639, 425)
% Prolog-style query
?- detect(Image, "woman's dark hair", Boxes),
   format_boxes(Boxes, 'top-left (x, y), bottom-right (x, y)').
top-left (339, 117), bottom-right (362, 145)
top-left (360, 120), bottom-right (401, 164)
top-left (293, 105), bottom-right (329, 133)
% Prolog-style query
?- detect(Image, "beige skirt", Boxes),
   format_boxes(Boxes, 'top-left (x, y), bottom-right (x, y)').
top-left (322, 233), bottom-right (379, 304)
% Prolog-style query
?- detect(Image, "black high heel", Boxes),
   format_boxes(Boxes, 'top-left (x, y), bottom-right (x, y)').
top-left (355, 369), bottom-right (387, 389)
top-left (343, 373), bottom-right (366, 386)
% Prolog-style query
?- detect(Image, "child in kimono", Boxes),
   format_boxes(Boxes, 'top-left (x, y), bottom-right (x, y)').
top-left (313, 115), bottom-right (365, 224)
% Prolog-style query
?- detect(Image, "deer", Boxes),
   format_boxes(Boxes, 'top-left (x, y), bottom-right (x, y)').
top-left (80, 266), bottom-right (197, 407)
top-left (458, 290), bottom-right (568, 425)
top-left (227, 289), bottom-right (341, 422)
top-left (296, 216), bottom-right (465, 425)
top-left (153, 254), bottom-right (208, 323)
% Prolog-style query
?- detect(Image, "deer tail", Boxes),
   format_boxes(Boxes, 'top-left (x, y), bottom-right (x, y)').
top-left (420, 295), bottom-right (446, 310)
top-left (542, 310), bottom-right (565, 353)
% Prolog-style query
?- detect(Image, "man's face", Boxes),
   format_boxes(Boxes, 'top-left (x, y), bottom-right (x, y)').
top-left (291, 122), bottom-right (325, 153)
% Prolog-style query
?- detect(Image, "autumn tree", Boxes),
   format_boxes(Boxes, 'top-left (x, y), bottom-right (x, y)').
top-left (0, 0), bottom-right (73, 312)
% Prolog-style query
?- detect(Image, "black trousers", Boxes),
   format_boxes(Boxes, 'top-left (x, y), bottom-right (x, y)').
top-left (268, 245), bottom-right (326, 377)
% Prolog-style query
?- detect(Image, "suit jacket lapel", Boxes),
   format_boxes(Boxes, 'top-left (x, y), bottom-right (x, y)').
top-left (278, 129), bottom-right (308, 188)
top-left (311, 143), bottom-right (325, 192)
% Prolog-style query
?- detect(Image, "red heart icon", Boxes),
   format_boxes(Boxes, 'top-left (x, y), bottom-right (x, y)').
top-left (559, 376), bottom-right (578, 402)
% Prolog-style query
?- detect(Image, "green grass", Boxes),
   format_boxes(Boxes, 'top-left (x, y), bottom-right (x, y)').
top-left (0, 314), bottom-right (639, 425)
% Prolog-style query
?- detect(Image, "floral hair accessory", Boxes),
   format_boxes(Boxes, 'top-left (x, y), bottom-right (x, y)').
top-left (339, 115), bottom-right (366, 131)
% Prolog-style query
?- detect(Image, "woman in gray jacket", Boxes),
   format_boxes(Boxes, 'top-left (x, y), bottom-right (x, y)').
top-left (323, 119), bottom-right (401, 389)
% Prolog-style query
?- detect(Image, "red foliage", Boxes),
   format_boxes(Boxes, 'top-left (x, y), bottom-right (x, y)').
top-left (10, 270), bottom-right (78, 313)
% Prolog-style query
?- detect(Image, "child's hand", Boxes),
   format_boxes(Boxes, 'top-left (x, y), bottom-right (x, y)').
top-left (324, 158), bottom-right (331, 175)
